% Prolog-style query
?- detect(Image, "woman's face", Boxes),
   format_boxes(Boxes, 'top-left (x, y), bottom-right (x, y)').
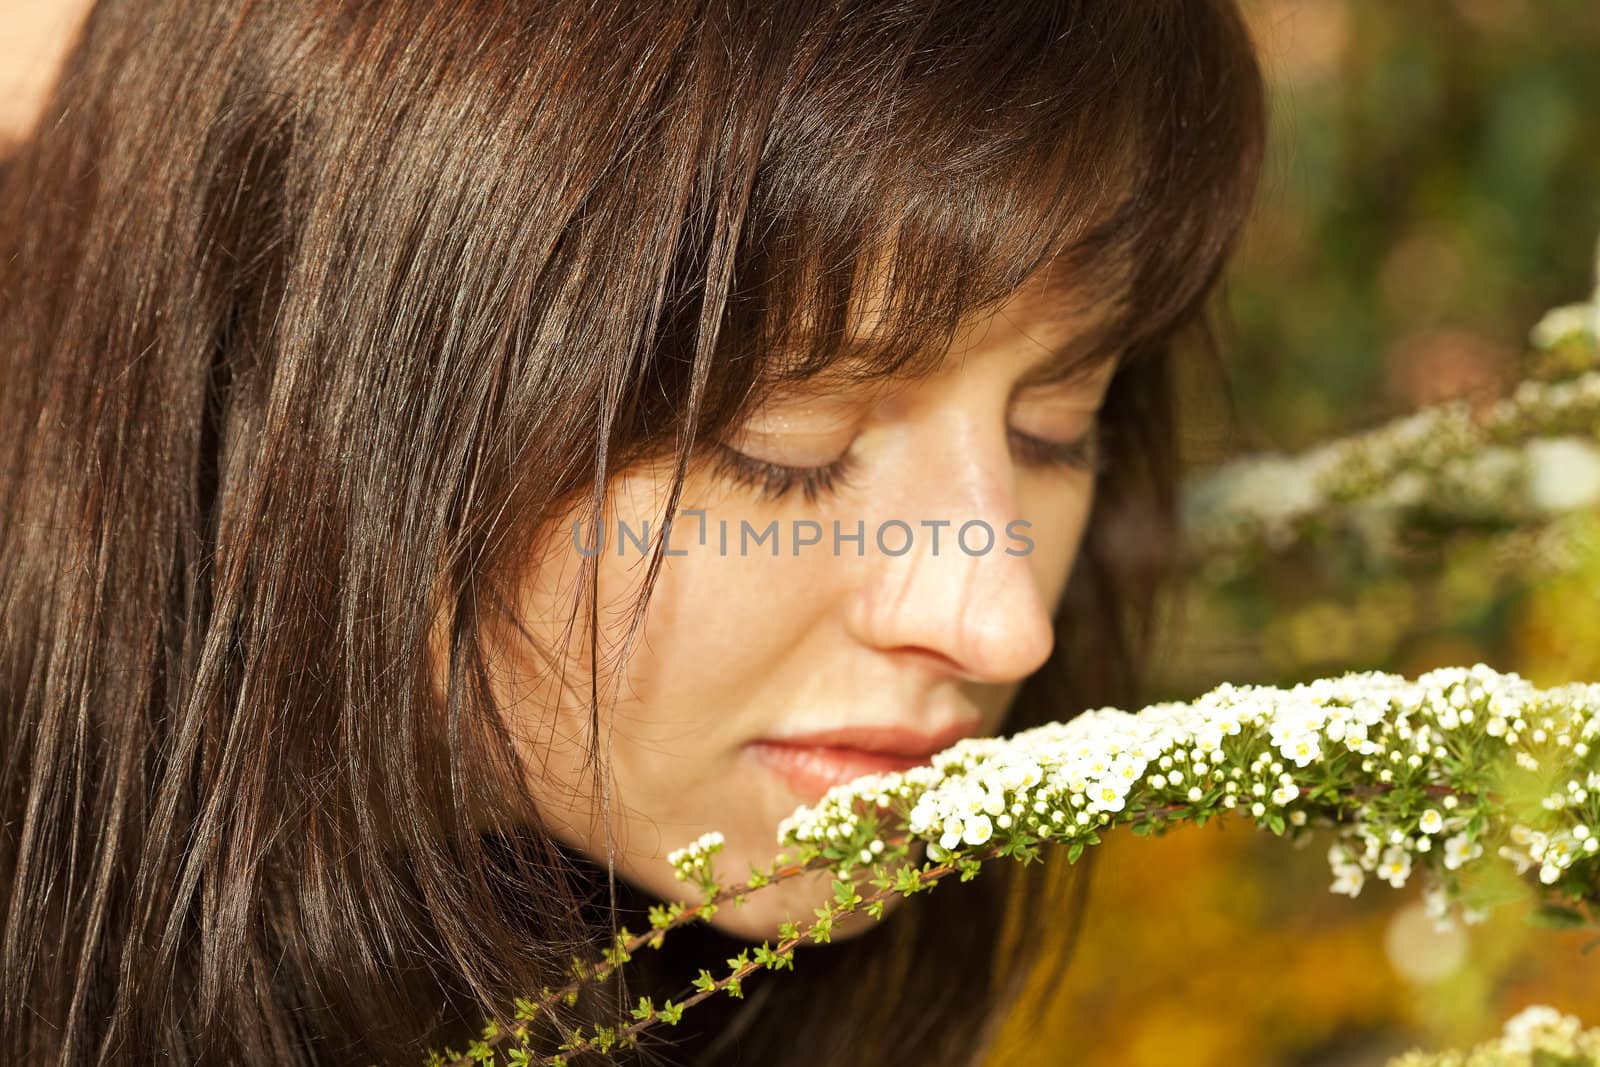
top-left (478, 277), bottom-right (1117, 942)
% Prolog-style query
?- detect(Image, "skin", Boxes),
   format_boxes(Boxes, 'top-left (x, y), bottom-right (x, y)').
top-left (471, 272), bottom-right (1118, 943)
top-left (0, 0), bottom-right (92, 146)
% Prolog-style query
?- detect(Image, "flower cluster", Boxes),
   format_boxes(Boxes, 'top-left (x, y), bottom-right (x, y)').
top-left (776, 664), bottom-right (1600, 932)
top-left (666, 831), bottom-right (726, 891)
top-left (1183, 370), bottom-right (1600, 567)
top-left (1182, 242), bottom-right (1600, 570)
top-left (1387, 1004), bottom-right (1600, 1066)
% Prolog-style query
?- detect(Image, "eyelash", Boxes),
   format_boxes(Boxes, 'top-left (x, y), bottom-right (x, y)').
top-left (1007, 423), bottom-right (1109, 477)
top-left (710, 442), bottom-right (863, 504)
top-left (710, 423), bottom-right (1107, 504)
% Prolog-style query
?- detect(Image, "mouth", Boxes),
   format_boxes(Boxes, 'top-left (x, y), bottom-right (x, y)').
top-left (743, 721), bottom-right (983, 803)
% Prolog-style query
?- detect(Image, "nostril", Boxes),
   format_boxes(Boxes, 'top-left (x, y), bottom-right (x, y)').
top-left (881, 645), bottom-right (973, 682)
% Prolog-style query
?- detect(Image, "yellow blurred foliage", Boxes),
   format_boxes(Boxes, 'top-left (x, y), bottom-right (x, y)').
top-left (991, 815), bottom-right (1600, 1066)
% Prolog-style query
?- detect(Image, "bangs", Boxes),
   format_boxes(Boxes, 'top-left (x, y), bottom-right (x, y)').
top-left (686, 2), bottom-right (1265, 425)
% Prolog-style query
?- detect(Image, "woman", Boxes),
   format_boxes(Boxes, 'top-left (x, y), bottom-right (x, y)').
top-left (0, 1), bottom-right (1266, 1064)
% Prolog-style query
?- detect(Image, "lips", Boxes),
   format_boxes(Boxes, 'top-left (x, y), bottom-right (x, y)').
top-left (755, 721), bottom-right (985, 758)
top-left (744, 721), bottom-right (983, 802)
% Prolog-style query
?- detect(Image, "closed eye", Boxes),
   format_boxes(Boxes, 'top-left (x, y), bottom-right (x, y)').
top-left (708, 441), bottom-right (860, 504)
top-left (708, 420), bottom-right (1106, 504)
top-left (1009, 422), bottom-right (1107, 476)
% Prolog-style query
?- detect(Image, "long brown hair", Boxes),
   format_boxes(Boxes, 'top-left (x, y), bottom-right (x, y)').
top-left (0, 2), bottom-right (1265, 1063)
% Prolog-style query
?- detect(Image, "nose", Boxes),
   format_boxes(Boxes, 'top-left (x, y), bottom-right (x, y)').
top-left (844, 428), bottom-right (1059, 685)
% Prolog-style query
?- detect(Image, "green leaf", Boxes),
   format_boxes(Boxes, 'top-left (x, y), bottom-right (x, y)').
top-left (893, 865), bottom-right (924, 895)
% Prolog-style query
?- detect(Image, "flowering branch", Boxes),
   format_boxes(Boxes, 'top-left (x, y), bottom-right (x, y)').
top-left (1181, 369), bottom-right (1600, 569)
top-left (1182, 239), bottom-right (1600, 570)
top-left (432, 663), bottom-right (1600, 1066)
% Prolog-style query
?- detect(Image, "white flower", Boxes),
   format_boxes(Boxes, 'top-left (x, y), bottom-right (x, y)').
top-left (1501, 1003), bottom-right (1585, 1055)
top-left (1525, 436), bottom-right (1600, 513)
top-left (1530, 302), bottom-right (1595, 349)
top-left (1330, 864), bottom-right (1364, 897)
top-left (1378, 846), bottom-right (1413, 889)
top-left (1418, 809), bottom-right (1444, 835)
top-left (1442, 832), bottom-right (1482, 871)
top-left (1087, 781), bottom-right (1128, 815)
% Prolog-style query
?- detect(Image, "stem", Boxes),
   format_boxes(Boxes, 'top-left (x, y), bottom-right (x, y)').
top-left (527, 851), bottom-right (981, 1066)
top-left (443, 825), bottom-right (920, 1066)
top-left (443, 779), bottom-right (1516, 1064)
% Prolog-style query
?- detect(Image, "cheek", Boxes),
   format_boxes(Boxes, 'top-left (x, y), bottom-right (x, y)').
top-left (474, 471), bottom-right (847, 847)
top-left (1017, 478), bottom-right (1097, 609)
top-left (596, 529), bottom-right (845, 767)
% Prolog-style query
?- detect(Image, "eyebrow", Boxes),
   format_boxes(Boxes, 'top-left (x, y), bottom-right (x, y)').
top-left (747, 303), bottom-right (1126, 405)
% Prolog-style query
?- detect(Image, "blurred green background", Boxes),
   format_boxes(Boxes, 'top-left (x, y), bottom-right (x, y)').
top-left (998, 4), bottom-right (1600, 1065)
